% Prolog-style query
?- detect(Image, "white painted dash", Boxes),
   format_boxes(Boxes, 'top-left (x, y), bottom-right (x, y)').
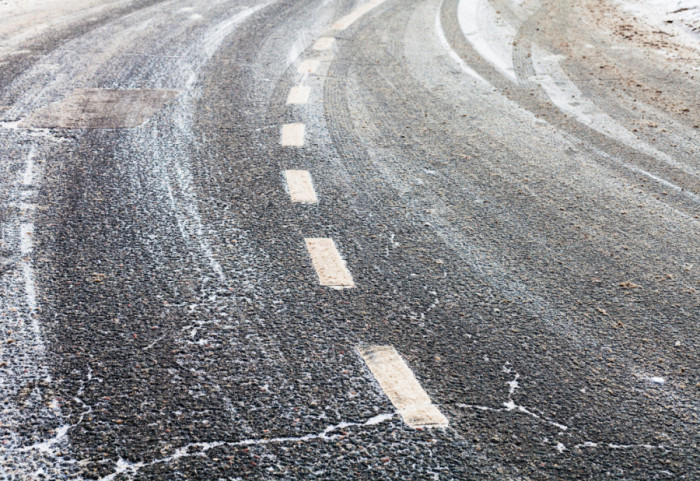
top-left (286, 86), bottom-right (310, 105)
top-left (313, 37), bottom-right (335, 51)
top-left (358, 345), bottom-right (448, 428)
top-left (332, 0), bottom-right (387, 30)
top-left (284, 170), bottom-right (317, 203)
top-left (281, 123), bottom-right (305, 147)
top-left (298, 59), bottom-right (321, 74)
top-left (305, 238), bottom-right (354, 288)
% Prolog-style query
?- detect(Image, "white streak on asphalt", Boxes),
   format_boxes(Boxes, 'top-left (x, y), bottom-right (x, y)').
top-left (98, 413), bottom-right (395, 481)
top-left (584, 146), bottom-right (700, 227)
top-left (0, 141), bottom-right (74, 475)
top-left (21, 253), bottom-right (38, 337)
top-left (22, 148), bottom-right (34, 186)
top-left (281, 123), bottom-right (306, 146)
top-left (305, 238), bottom-right (354, 288)
top-left (331, 0), bottom-right (387, 30)
top-left (531, 43), bottom-right (700, 179)
top-left (202, 5), bottom-right (268, 58)
top-left (0, 120), bottom-right (22, 129)
top-left (458, 0), bottom-right (518, 82)
top-left (18, 149), bottom-right (39, 327)
top-left (20, 425), bottom-right (70, 454)
top-left (608, 443), bottom-right (665, 450)
top-left (298, 59), bottom-right (321, 74)
top-left (284, 170), bottom-right (318, 203)
top-left (19, 223), bottom-right (33, 257)
top-left (358, 345), bottom-right (449, 428)
top-left (162, 167), bottom-right (226, 283)
top-left (19, 389), bottom-right (93, 458)
top-left (627, 165), bottom-right (700, 205)
top-left (434, 0), bottom-right (489, 85)
top-left (149, 3), bottom-right (270, 285)
top-left (313, 36), bottom-right (335, 51)
top-left (286, 85), bottom-right (311, 104)
top-left (458, 367), bottom-right (568, 431)
top-left (0, 121), bottom-right (73, 144)
top-left (577, 441), bottom-right (599, 448)
top-left (19, 223), bottom-right (39, 335)
top-left (575, 441), bottom-right (667, 451)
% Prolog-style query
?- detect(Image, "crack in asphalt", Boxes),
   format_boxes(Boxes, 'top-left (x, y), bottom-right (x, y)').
top-left (458, 364), bottom-right (569, 432)
top-left (457, 364), bottom-right (670, 454)
top-left (19, 368), bottom-right (94, 461)
top-left (97, 413), bottom-right (396, 481)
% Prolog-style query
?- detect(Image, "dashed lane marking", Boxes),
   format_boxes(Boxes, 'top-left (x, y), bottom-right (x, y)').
top-left (284, 170), bottom-right (318, 203)
top-left (358, 345), bottom-right (449, 429)
top-left (332, 0), bottom-right (388, 30)
top-left (313, 37), bottom-right (335, 51)
top-left (286, 86), bottom-right (310, 105)
top-left (304, 238), bottom-right (354, 288)
top-left (298, 59), bottom-right (321, 74)
top-left (281, 123), bottom-right (305, 147)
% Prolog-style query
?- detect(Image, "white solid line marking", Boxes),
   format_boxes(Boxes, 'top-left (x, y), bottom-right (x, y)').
top-left (332, 0), bottom-right (387, 30)
top-left (305, 238), bottom-right (354, 288)
top-left (281, 123), bottom-right (305, 147)
top-left (298, 59), bottom-right (321, 74)
top-left (358, 345), bottom-right (448, 429)
top-left (284, 170), bottom-right (318, 203)
top-left (286, 86), bottom-right (310, 105)
top-left (313, 37), bottom-right (335, 51)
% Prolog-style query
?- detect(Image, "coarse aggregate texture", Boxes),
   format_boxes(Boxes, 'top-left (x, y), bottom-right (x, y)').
top-left (0, 0), bottom-right (698, 479)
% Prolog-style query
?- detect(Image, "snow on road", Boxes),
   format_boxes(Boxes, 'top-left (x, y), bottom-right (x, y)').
top-left (617, 0), bottom-right (700, 49)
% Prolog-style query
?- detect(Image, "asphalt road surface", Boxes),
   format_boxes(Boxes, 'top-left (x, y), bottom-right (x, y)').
top-left (1, 0), bottom-right (698, 479)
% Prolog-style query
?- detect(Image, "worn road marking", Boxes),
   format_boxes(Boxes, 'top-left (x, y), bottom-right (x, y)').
top-left (332, 0), bottom-right (387, 30)
top-left (281, 123), bottom-right (305, 147)
top-left (358, 345), bottom-right (448, 428)
top-left (298, 59), bottom-right (321, 74)
top-left (284, 170), bottom-right (317, 203)
top-left (313, 37), bottom-right (335, 51)
top-left (305, 238), bottom-right (354, 288)
top-left (286, 86), bottom-right (310, 105)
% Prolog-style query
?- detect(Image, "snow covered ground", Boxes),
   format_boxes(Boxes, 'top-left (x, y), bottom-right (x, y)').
top-left (617, 0), bottom-right (700, 49)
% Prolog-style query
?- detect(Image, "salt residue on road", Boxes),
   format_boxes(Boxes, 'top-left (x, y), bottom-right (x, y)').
top-left (616, 0), bottom-right (700, 50)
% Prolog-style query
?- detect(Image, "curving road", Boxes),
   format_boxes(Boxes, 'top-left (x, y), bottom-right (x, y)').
top-left (0, 0), bottom-right (698, 479)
